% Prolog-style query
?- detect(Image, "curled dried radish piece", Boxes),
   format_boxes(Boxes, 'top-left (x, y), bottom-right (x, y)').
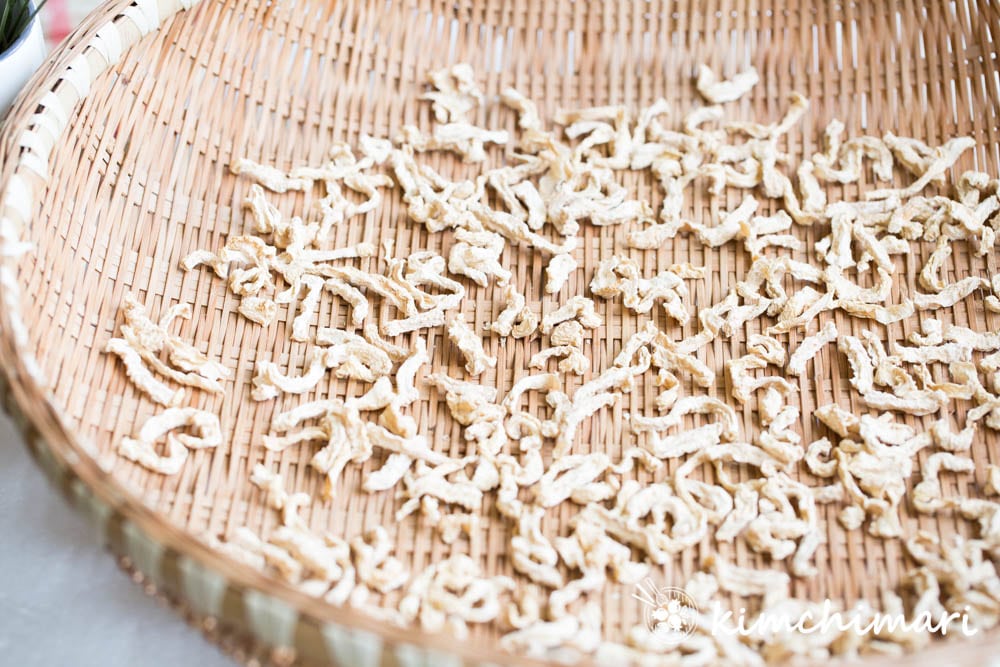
top-left (726, 341), bottom-right (796, 405)
top-left (426, 373), bottom-right (505, 428)
top-left (695, 65), bottom-right (760, 104)
top-left (833, 414), bottom-right (931, 537)
top-left (986, 466), bottom-right (1000, 496)
top-left (642, 423), bottom-right (724, 460)
top-left (421, 63), bottom-right (483, 124)
top-left (395, 459), bottom-right (483, 521)
top-left (326, 265), bottom-right (420, 316)
top-left (268, 526), bottom-right (352, 585)
top-left (499, 87), bottom-right (551, 150)
top-left (684, 195), bottom-right (758, 248)
top-left (448, 313), bottom-right (496, 376)
top-left (316, 328), bottom-right (394, 383)
top-left (913, 276), bottom-right (989, 310)
top-left (787, 321), bottom-right (838, 376)
top-left (398, 122), bottom-right (508, 164)
top-left (404, 250), bottom-right (466, 310)
top-left (838, 298), bottom-right (915, 325)
top-left (119, 407), bottom-right (222, 475)
top-left (535, 453), bottom-right (612, 507)
top-left (899, 530), bottom-right (1000, 635)
top-left (568, 485), bottom-right (704, 565)
top-left (216, 529), bottom-right (308, 583)
top-left (252, 347), bottom-right (334, 401)
top-left (892, 339), bottom-right (972, 365)
top-left (488, 168), bottom-right (547, 230)
top-left (631, 395), bottom-right (739, 442)
top-left (489, 283), bottom-right (538, 338)
top-left (249, 464), bottom-right (312, 529)
top-left (839, 335), bottom-right (947, 415)
top-left (363, 453), bottom-right (414, 493)
top-left (447, 228), bottom-right (510, 286)
top-left (705, 555), bottom-right (790, 609)
top-left (325, 276), bottom-right (368, 327)
top-left (647, 327), bottom-right (715, 407)
top-left (590, 254), bottom-right (696, 323)
top-left (399, 554), bottom-right (513, 639)
top-left (181, 249), bottom-right (229, 278)
top-left (499, 614), bottom-right (583, 658)
top-left (943, 324), bottom-right (1000, 351)
top-left (350, 527), bottom-right (409, 594)
top-left (550, 338), bottom-right (652, 456)
top-left (105, 298), bottom-right (232, 407)
top-left (930, 418), bottom-right (976, 452)
top-left (530, 345), bottom-right (590, 376)
top-left (814, 403), bottom-right (859, 438)
top-left (540, 296), bottom-right (603, 333)
top-left (553, 518), bottom-right (648, 614)
top-left (380, 253), bottom-right (467, 337)
top-left (422, 504), bottom-right (480, 545)
top-left (231, 158), bottom-right (310, 192)
top-left (867, 136), bottom-right (975, 200)
top-left (728, 474), bottom-right (823, 576)
top-left (545, 253), bottom-right (578, 294)
top-left (555, 104), bottom-right (634, 169)
top-left (379, 337), bottom-right (429, 438)
top-left (908, 318), bottom-right (944, 346)
top-left (183, 235), bottom-right (277, 295)
top-left (544, 165), bottom-right (653, 232)
top-left (238, 295), bottom-right (278, 325)
top-left (290, 274), bottom-right (324, 342)
top-left (812, 122), bottom-right (895, 184)
top-left (105, 338), bottom-right (184, 407)
top-left (913, 452), bottom-right (975, 514)
top-left (550, 321), bottom-right (584, 347)
top-left (510, 506), bottom-right (563, 588)
top-left (282, 144), bottom-right (393, 237)
top-left (919, 238), bottom-right (953, 293)
top-left (383, 309), bottom-right (446, 337)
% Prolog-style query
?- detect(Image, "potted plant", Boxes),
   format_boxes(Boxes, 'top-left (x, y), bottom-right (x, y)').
top-left (0, 0), bottom-right (47, 117)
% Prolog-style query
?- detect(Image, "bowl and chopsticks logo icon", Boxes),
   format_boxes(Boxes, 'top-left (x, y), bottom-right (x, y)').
top-left (633, 578), bottom-right (699, 647)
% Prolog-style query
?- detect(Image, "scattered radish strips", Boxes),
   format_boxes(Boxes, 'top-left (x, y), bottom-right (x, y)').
top-left (104, 62), bottom-right (1000, 663)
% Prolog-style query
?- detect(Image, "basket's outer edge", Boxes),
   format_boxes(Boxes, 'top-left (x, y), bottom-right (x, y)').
top-left (0, 1), bottom-right (998, 666)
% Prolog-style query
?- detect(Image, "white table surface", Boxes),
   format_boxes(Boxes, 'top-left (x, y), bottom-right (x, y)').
top-left (0, 411), bottom-right (233, 667)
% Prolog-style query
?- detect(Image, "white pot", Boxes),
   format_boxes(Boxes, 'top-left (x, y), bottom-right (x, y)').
top-left (0, 5), bottom-right (47, 117)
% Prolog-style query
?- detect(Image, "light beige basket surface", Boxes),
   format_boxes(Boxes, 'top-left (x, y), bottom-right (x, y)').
top-left (3, 0), bottom-right (1000, 665)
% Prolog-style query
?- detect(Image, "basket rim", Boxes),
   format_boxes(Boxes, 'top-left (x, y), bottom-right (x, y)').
top-left (0, 1), bottom-right (999, 665)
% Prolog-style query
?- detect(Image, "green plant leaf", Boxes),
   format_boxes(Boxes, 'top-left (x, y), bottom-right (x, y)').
top-left (0, 3), bottom-right (13, 52)
top-left (0, 0), bottom-right (47, 54)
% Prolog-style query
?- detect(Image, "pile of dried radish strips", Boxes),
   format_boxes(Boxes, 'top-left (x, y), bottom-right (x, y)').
top-left (104, 62), bottom-right (1000, 663)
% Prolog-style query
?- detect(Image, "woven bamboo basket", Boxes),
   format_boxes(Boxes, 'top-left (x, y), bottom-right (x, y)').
top-left (3, 0), bottom-right (1000, 664)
